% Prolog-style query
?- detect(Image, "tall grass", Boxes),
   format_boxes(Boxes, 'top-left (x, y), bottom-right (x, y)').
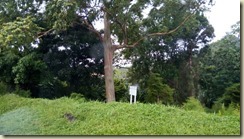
top-left (0, 94), bottom-right (240, 135)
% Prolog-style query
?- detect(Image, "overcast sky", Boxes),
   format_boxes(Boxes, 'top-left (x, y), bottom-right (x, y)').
top-left (205, 0), bottom-right (240, 42)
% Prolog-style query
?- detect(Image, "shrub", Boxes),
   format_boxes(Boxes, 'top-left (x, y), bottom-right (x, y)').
top-left (221, 83), bottom-right (240, 107)
top-left (114, 78), bottom-right (129, 102)
top-left (145, 72), bottom-right (174, 105)
top-left (182, 97), bottom-right (205, 112)
top-left (70, 92), bottom-right (86, 102)
top-left (0, 82), bottom-right (8, 95)
top-left (225, 103), bottom-right (240, 116)
top-left (212, 102), bottom-right (227, 115)
top-left (212, 102), bottom-right (240, 116)
top-left (12, 86), bottom-right (31, 98)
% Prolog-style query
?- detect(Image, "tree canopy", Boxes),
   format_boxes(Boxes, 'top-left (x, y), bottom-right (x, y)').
top-left (198, 22), bottom-right (240, 107)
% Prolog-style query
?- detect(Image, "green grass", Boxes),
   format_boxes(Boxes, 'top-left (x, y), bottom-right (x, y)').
top-left (0, 94), bottom-right (240, 135)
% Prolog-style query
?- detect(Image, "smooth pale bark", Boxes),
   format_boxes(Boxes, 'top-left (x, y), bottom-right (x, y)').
top-left (103, 11), bottom-right (116, 102)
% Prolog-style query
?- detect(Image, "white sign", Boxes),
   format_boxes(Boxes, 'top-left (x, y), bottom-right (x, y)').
top-left (129, 86), bottom-right (137, 96)
top-left (129, 85), bottom-right (137, 104)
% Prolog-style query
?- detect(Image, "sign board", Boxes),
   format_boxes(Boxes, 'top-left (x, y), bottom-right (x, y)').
top-left (129, 86), bottom-right (137, 96)
top-left (129, 85), bottom-right (137, 104)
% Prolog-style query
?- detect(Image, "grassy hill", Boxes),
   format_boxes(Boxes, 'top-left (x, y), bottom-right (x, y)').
top-left (0, 94), bottom-right (240, 135)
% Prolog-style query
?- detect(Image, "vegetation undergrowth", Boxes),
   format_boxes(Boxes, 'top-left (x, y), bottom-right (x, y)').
top-left (0, 94), bottom-right (240, 135)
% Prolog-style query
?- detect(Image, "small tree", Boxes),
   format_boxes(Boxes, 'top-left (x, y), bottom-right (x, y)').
top-left (145, 72), bottom-right (174, 104)
top-left (182, 97), bottom-right (205, 112)
top-left (218, 83), bottom-right (240, 107)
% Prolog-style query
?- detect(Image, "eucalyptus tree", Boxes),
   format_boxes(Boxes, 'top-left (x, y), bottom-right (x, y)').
top-left (175, 13), bottom-right (214, 99)
top-left (0, 0), bottom-right (212, 102)
top-left (125, 7), bottom-right (214, 104)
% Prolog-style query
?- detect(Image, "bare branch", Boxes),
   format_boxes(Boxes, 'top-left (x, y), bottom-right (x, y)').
top-left (37, 29), bottom-right (54, 38)
top-left (113, 44), bottom-right (134, 49)
top-left (148, 14), bottom-right (192, 37)
top-left (82, 19), bottom-right (103, 41)
top-left (114, 13), bottom-right (193, 50)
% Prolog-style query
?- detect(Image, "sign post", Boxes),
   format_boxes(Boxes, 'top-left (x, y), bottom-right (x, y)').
top-left (129, 85), bottom-right (137, 104)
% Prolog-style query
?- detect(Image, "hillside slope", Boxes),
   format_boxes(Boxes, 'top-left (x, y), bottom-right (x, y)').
top-left (0, 94), bottom-right (240, 135)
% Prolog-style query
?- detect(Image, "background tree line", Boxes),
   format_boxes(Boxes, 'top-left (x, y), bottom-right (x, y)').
top-left (126, 20), bottom-right (240, 109)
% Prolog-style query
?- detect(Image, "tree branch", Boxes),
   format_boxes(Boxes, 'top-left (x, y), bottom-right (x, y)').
top-left (148, 14), bottom-right (192, 37)
top-left (81, 18), bottom-right (103, 41)
top-left (37, 29), bottom-right (54, 38)
top-left (102, 7), bottom-right (128, 44)
top-left (114, 13), bottom-right (193, 50)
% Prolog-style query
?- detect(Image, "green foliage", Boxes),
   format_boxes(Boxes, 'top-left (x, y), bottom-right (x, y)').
top-left (0, 94), bottom-right (24, 114)
top-left (212, 102), bottom-right (240, 116)
top-left (38, 76), bottom-right (70, 99)
top-left (0, 0), bottom-right (44, 24)
top-left (0, 82), bottom-right (8, 95)
top-left (0, 16), bottom-right (43, 47)
top-left (114, 78), bottom-right (129, 102)
top-left (198, 33), bottom-right (240, 108)
top-left (224, 103), bottom-right (240, 116)
top-left (12, 86), bottom-right (31, 98)
top-left (0, 47), bottom-right (20, 89)
top-left (229, 21), bottom-right (240, 39)
top-left (182, 97), bottom-right (205, 112)
top-left (1, 19), bottom-right (104, 100)
top-left (220, 83), bottom-right (240, 106)
top-left (45, 0), bottom-right (78, 31)
top-left (11, 53), bottom-right (47, 97)
top-left (37, 23), bottom-right (104, 100)
top-left (0, 0), bottom-right (214, 102)
top-left (210, 83), bottom-right (240, 116)
top-left (12, 53), bottom-right (47, 84)
top-left (70, 92), bottom-right (86, 102)
top-left (126, 12), bottom-right (214, 105)
top-left (145, 73), bottom-right (174, 104)
top-left (0, 94), bottom-right (240, 135)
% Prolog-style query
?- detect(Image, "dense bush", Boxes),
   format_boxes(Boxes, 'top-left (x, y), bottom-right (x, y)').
top-left (220, 83), bottom-right (240, 107)
top-left (12, 86), bottom-right (31, 98)
top-left (145, 73), bottom-right (174, 104)
top-left (70, 92), bottom-right (86, 102)
top-left (0, 82), bottom-right (8, 95)
top-left (114, 78), bottom-right (129, 102)
top-left (1, 82), bottom-right (30, 98)
top-left (182, 97), bottom-right (205, 112)
top-left (212, 102), bottom-right (240, 116)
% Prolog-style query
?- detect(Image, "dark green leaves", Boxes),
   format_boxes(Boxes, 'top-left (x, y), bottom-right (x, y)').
top-left (12, 53), bottom-right (47, 84)
top-left (199, 33), bottom-right (240, 107)
top-left (144, 72), bottom-right (174, 104)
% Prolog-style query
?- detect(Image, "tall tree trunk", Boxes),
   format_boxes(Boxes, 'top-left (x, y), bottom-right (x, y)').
top-left (188, 43), bottom-right (196, 97)
top-left (188, 56), bottom-right (195, 97)
top-left (103, 10), bottom-right (116, 102)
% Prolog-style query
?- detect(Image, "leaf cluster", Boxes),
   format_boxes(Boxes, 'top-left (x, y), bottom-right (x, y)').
top-left (0, 16), bottom-right (43, 48)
